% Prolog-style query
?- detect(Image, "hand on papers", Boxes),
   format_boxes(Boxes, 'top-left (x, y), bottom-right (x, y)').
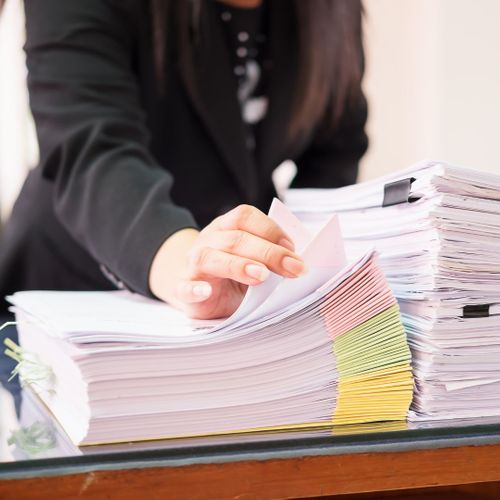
top-left (149, 205), bottom-right (306, 319)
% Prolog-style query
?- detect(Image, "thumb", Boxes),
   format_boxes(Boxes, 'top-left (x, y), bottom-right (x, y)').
top-left (175, 280), bottom-right (213, 304)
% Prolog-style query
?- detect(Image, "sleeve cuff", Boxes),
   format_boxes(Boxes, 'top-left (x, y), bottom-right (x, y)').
top-left (114, 205), bottom-right (199, 298)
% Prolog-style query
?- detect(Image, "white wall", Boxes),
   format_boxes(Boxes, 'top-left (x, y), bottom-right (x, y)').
top-left (0, 0), bottom-right (37, 222)
top-left (361, 0), bottom-right (500, 180)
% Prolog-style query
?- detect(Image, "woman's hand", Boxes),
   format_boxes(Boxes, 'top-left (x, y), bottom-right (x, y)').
top-left (149, 205), bottom-right (306, 319)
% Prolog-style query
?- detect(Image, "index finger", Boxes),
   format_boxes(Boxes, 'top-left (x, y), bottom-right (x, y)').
top-left (205, 204), bottom-right (295, 251)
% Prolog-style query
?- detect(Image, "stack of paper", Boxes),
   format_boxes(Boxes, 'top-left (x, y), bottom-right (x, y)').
top-left (5, 201), bottom-right (412, 445)
top-left (6, 385), bottom-right (408, 461)
top-left (286, 160), bottom-right (500, 420)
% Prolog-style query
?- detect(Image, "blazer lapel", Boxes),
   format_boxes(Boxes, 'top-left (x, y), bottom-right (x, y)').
top-left (178, 2), bottom-right (259, 201)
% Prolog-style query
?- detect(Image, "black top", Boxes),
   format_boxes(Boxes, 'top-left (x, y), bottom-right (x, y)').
top-left (0, 0), bottom-right (368, 313)
top-left (215, 1), bottom-right (270, 151)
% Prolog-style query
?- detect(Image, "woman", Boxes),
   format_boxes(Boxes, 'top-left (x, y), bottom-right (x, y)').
top-left (0, 0), bottom-right (367, 319)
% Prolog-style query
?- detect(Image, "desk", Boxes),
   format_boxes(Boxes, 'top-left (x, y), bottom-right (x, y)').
top-left (2, 323), bottom-right (500, 499)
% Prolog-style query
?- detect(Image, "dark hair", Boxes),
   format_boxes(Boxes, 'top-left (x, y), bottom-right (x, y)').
top-left (151, 0), bottom-right (364, 141)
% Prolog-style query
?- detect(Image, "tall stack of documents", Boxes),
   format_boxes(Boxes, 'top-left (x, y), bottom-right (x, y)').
top-left (4, 201), bottom-right (412, 445)
top-left (286, 161), bottom-right (500, 420)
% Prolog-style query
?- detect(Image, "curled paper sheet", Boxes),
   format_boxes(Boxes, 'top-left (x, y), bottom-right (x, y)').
top-left (213, 198), bottom-right (347, 332)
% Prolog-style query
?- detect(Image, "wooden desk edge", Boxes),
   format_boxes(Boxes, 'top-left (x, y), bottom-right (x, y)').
top-left (2, 442), bottom-right (500, 499)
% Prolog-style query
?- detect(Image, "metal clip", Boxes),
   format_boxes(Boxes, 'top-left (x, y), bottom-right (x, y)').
top-left (462, 304), bottom-right (490, 318)
top-left (382, 177), bottom-right (415, 207)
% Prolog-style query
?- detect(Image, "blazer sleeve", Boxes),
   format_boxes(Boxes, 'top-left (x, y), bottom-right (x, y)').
top-left (24, 0), bottom-right (198, 296)
top-left (291, 89), bottom-right (369, 189)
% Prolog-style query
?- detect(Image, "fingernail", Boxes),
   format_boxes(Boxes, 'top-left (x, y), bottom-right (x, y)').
top-left (279, 238), bottom-right (295, 252)
top-left (245, 264), bottom-right (270, 281)
top-left (193, 284), bottom-right (212, 297)
top-left (282, 256), bottom-right (307, 277)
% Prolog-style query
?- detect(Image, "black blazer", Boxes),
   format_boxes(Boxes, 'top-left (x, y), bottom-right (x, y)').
top-left (0, 0), bottom-right (368, 313)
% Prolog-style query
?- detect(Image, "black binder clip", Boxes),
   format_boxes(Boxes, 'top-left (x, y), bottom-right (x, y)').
top-left (382, 177), bottom-right (415, 207)
top-left (462, 304), bottom-right (490, 318)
